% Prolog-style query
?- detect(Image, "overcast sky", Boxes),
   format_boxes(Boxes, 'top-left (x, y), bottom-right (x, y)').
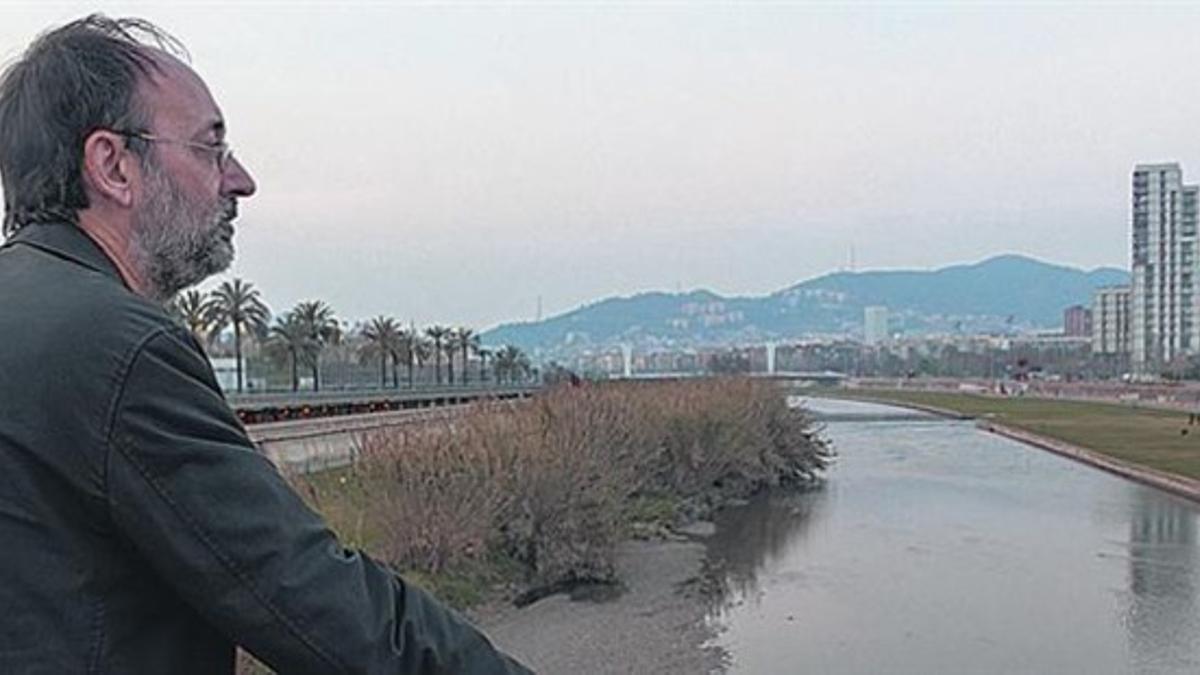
top-left (3, 2), bottom-right (1198, 329)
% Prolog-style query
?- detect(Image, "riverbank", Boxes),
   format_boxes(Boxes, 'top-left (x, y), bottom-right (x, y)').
top-left (473, 537), bottom-right (725, 673)
top-left (833, 388), bottom-right (1200, 502)
top-left (296, 379), bottom-right (828, 602)
top-left (707, 397), bottom-right (1200, 673)
top-left (225, 379), bottom-right (830, 672)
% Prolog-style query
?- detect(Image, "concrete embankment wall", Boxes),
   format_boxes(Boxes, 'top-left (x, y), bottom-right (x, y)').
top-left (246, 407), bottom-right (466, 473)
top-left (848, 377), bottom-right (1200, 413)
top-left (824, 394), bottom-right (972, 421)
top-left (842, 395), bottom-right (1200, 504)
top-left (977, 421), bottom-right (1200, 504)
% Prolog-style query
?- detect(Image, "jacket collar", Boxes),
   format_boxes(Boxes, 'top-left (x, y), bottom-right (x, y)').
top-left (4, 222), bottom-right (125, 284)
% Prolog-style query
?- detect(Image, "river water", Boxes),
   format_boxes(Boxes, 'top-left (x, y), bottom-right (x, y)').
top-left (705, 397), bottom-right (1200, 674)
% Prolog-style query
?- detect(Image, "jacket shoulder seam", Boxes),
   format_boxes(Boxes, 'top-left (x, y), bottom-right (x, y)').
top-left (101, 326), bottom-right (170, 446)
top-left (100, 326), bottom-right (172, 501)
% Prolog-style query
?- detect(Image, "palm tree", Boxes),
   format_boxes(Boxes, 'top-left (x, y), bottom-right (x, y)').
top-left (493, 346), bottom-right (511, 384)
top-left (203, 278), bottom-right (270, 393)
top-left (292, 300), bottom-right (340, 391)
top-left (386, 328), bottom-right (408, 389)
top-left (493, 345), bottom-right (531, 384)
top-left (478, 347), bottom-right (492, 383)
top-left (395, 329), bottom-right (415, 388)
top-left (361, 316), bottom-right (399, 388)
top-left (444, 338), bottom-right (457, 386)
top-left (424, 325), bottom-right (451, 385)
top-left (168, 289), bottom-right (210, 342)
top-left (267, 312), bottom-right (310, 392)
top-left (410, 334), bottom-right (431, 387)
top-left (451, 327), bottom-right (480, 385)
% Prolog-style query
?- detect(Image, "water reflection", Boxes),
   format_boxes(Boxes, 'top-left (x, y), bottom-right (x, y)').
top-left (706, 398), bottom-right (1200, 674)
top-left (1124, 490), bottom-right (1200, 672)
top-left (705, 488), bottom-right (829, 612)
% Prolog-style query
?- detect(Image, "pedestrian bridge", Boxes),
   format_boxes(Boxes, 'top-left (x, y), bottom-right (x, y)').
top-left (621, 370), bottom-right (849, 386)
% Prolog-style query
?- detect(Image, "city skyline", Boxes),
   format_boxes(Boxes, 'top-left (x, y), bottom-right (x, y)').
top-left (4, 3), bottom-right (1200, 328)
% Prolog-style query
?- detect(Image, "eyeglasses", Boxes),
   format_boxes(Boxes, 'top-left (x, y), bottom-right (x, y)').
top-left (114, 130), bottom-right (235, 173)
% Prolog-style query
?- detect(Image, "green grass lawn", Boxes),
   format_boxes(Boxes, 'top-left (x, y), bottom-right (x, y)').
top-left (833, 389), bottom-right (1200, 481)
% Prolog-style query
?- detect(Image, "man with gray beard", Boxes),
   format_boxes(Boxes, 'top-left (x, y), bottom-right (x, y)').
top-left (0, 15), bottom-right (530, 674)
top-left (130, 149), bottom-right (237, 299)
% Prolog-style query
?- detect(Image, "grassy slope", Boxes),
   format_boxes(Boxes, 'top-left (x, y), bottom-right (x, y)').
top-left (836, 390), bottom-right (1200, 481)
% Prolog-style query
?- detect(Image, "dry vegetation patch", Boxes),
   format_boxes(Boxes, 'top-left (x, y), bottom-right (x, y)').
top-left (292, 378), bottom-right (831, 605)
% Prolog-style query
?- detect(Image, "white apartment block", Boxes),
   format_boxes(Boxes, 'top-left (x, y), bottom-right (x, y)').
top-left (1092, 285), bottom-right (1131, 355)
top-left (1131, 163), bottom-right (1200, 372)
top-left (863, 306), bottom-right (888, 345)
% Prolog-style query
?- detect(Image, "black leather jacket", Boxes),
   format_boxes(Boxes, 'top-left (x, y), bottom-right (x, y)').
top-left (0, 223), bottom-right (530, 674)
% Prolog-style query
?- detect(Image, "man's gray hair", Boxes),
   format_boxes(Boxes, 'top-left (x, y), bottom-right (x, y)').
top-left (0, 14), bottom-right (186, 236)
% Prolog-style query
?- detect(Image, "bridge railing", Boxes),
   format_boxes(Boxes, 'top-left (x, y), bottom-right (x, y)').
top-left (229, 383), bottom-right (540, 425)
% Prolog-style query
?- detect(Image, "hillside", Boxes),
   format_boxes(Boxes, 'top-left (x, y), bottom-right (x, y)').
top-left (482, 254), bottom-right (1128, 353)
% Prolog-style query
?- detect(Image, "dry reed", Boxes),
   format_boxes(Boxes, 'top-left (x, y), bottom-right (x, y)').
top-left (295, 377), bottom-right (830, 597)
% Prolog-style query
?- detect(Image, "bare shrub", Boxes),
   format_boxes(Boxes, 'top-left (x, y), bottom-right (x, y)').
top-left (297, 378), bottom-right (829, 599)
top-left (624, 378), bottom-right (830, 508)
top-left (493, 386), bottom-right (644, 588)
top-left (353, 419), bottom-right (511, 574)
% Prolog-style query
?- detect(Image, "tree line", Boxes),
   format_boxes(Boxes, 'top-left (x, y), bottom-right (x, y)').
top-left (168, 278), bottom-right (533, 393)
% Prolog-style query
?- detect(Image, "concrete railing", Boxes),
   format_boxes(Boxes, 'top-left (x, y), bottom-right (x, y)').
top-left (246, 399), bottom-right (526, 474)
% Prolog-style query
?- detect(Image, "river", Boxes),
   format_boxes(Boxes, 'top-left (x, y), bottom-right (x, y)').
top-left (705, 397), bottom-right (1200, 674)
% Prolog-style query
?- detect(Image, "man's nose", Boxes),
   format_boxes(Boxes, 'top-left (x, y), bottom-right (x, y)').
top-left (221, 156), bottom-right (257, 198)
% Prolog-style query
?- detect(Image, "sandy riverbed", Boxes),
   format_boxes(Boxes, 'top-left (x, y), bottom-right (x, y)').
top-left (473, 538), bottom-right (726, 674)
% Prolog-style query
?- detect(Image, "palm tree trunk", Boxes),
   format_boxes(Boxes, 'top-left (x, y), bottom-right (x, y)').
top-left (380, 353), bottom-right (387, 388)
top-left (407, 357), bottom-right (414, 389)
top-left (234, 322), bottom-right (243, 393)
top-left (434, 345), bottom-right (441, 385)
top-left (462, 346), bottom-right (469, 384)
top-left (290, 350), bottom-right (298, 392)
top-left (448, 356), bottom-right (455, 386)
top-left (391, 353), bottom-right (399, 389)
top-left (312, 358), bottom-right (320, 392)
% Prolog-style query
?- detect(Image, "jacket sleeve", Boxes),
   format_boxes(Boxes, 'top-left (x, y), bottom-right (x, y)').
top-left (105, 328), bottom-right (531, 674)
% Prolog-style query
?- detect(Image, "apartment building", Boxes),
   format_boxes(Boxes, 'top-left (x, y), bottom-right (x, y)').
top-left (1092, 285), bottom-right (1131, 355)
top-left (1130, 163), bottom-right (1200, 371)
top-left (863, 306), bottom-right (889, 345)
top-left (1063, 305), bottom-right (1092, 338)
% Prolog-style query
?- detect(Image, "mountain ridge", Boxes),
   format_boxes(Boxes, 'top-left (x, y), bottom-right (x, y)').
top-left (482, 254), bottom-right (1129, 354)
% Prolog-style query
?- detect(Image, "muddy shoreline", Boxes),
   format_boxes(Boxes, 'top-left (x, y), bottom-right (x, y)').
top-left (473, 536), bottom-right (726, 674)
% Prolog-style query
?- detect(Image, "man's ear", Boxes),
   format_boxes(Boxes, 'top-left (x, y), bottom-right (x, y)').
top-left (81, 130), bottom-right (137, 208)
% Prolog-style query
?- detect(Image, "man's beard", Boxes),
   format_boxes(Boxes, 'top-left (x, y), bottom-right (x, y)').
top-left (129, 160), bottom-right (236, 302)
